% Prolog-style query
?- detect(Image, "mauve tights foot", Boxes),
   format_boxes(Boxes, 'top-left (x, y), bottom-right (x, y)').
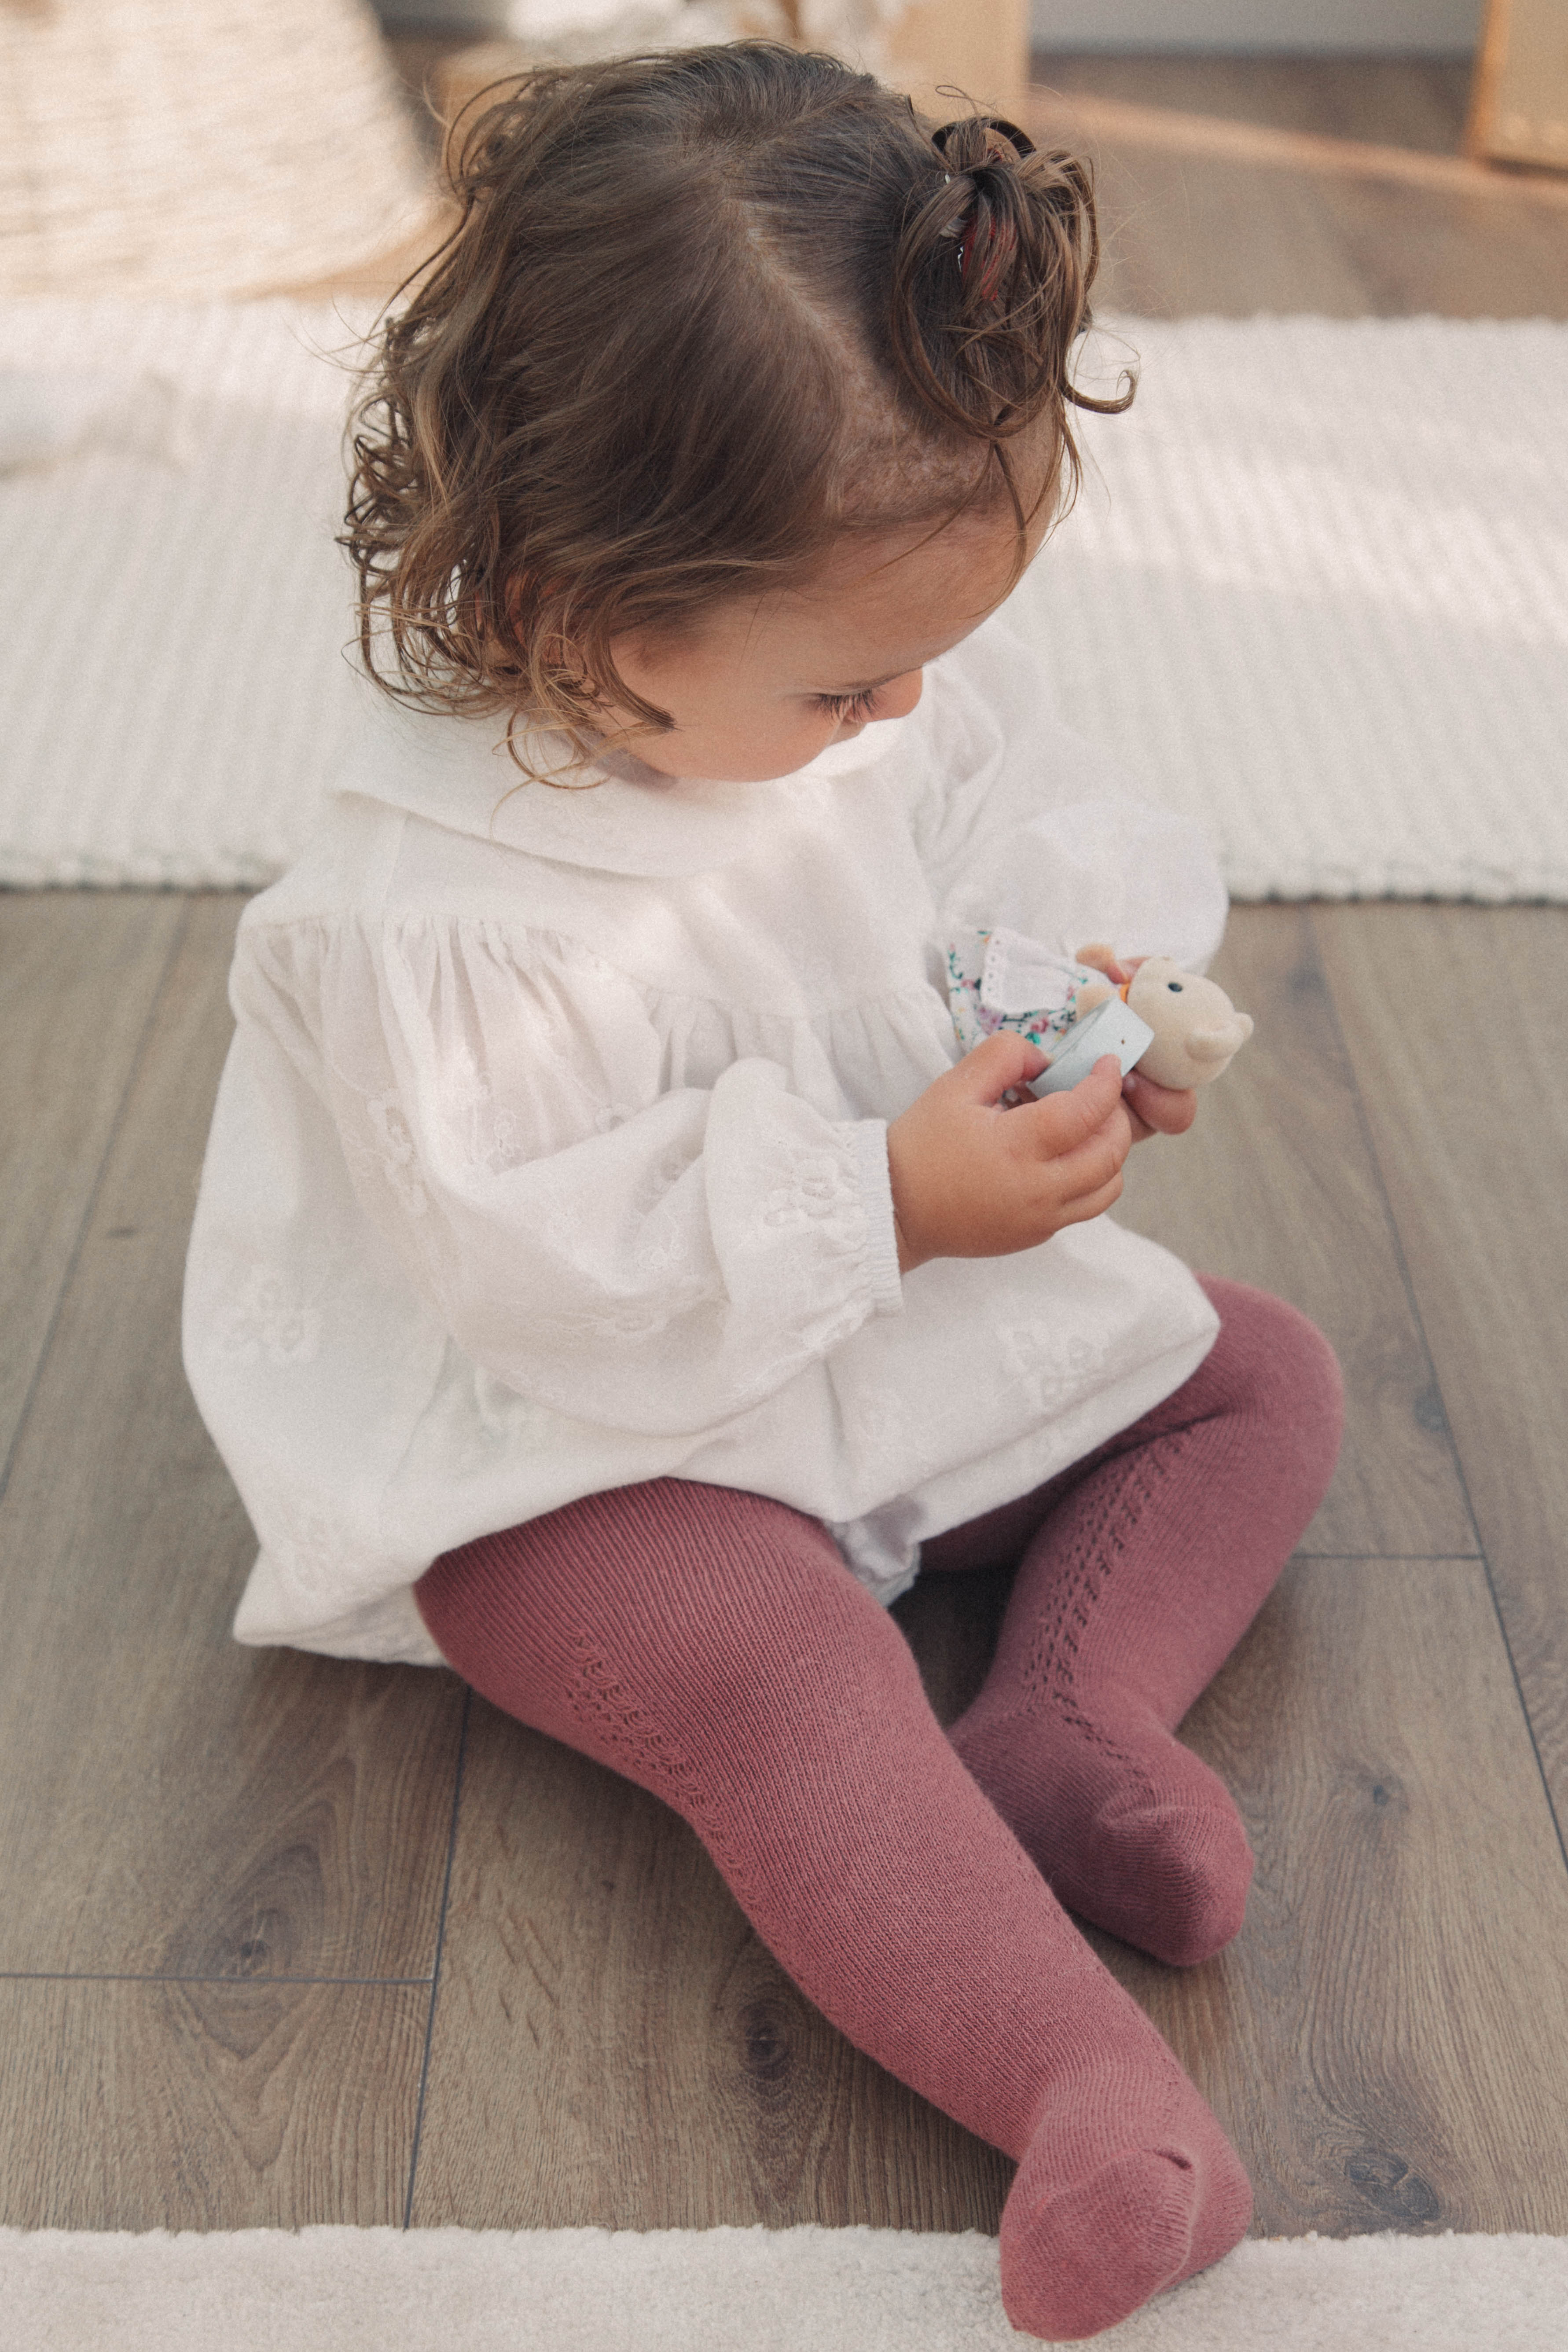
top-left (929, 1278), bottom-right (1344, 1967)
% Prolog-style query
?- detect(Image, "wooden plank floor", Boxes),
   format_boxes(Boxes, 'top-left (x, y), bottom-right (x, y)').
top-left (4, 57), bottom-right (1567, 2246)
top-left (1028, 55), bottom-right (1568, 319)
top-left (6, 897), bottom-right (1567, 2238)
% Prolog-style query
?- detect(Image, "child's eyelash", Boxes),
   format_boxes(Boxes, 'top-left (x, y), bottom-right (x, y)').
top-left (814, 689), bottom-right (878, 723)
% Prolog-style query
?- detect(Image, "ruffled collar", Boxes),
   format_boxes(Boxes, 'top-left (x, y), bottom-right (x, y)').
top-left (338, 682), bottom-right (919, 879)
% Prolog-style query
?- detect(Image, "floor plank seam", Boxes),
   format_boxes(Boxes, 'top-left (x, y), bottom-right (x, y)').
top-left (403, 1685), bottom-right (470, 2232)
top-left (1427, 1530), bottom-right (1568, 1887)
top-left (1307, 910), bottom-right (1568, 1888)
top-left (0, 896), bottom-right (191, 1515)
top-left (0, 1972), bottom-right (437, 1987)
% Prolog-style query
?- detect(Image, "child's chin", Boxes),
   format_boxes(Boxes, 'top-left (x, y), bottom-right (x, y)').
top-left (654, 730), bottom-right (855, 784)
top-left (728, 743), bottom-right (850, 782)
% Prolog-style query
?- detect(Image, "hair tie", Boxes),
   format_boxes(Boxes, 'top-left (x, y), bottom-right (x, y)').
top-left (931, 117), bottom-right (1037, 167)
top-left (932, 118), bottom-right (1035, 294)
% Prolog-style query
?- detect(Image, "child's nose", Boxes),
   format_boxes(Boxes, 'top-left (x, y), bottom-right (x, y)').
top-left (875, 670), bottom-right (924, 720)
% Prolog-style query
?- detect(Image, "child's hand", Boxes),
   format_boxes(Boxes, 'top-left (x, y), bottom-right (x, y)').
top-left (887, 1035), bottom-right (1134, 1273)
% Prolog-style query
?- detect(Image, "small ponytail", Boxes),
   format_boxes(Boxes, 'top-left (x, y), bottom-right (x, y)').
top-left (887, 113), bottom-right (1132, 525)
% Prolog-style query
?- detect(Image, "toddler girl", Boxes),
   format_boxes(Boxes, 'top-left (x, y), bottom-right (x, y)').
top-left (184, 42), bottom-right (1342, 2341)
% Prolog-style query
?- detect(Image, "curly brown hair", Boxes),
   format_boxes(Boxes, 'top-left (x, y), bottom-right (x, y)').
top-left (342, 39), bottom-right (1129, 766)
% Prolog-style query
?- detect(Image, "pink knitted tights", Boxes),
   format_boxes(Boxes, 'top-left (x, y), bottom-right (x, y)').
top-left (415, 1277), bottom-right (1340, 2341)
top-left (929, 1276), bottom-right (1344, 1968)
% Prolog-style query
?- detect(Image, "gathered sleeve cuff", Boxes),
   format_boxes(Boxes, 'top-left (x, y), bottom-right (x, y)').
top-left (850, 1116), bottom-right (905, 1317)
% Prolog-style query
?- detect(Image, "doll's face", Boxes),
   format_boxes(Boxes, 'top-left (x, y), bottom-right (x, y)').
top-left (1127, 961), bottom-right (1238, 1032)
top-left (1125, 959), bottom-right (1255, 1088)
top-left (600, 496), bottom-right (1053, 784)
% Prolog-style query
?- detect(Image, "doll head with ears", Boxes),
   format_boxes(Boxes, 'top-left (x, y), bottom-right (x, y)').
top-left (1076, 954), bottom-right (1254, 1091)
top-left (343, 40), bottom-right (1131, 779)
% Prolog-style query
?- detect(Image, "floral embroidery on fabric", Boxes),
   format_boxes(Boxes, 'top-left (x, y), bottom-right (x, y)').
top-left (463, 1368), bottom-right (552, 1458)
top-left (561, 1281), bottom-right (712, 1340)
top-left (999, 1324), bottom-right (1104, 1414)
top-left (628, 1164), bottom-right (702, 1281)
top-left (632, 1142), bottom-right (701, 1218)
top-left (250, 1486), bottom-right (359, 1606)
top-left (218, 1265), bottom-right (323, 1366)
top-left (760, 1148), bottom-right (856, 1233)
top-left (443, 1044), bottom-right (523, 1174)
top-left (366, 1090), bottom-right (428, 1216)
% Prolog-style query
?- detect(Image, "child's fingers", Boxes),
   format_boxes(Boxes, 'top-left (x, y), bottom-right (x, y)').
top-left (1036, 1120), bottom-right (1131, 1213)
top-left (1050, 1168), bottom-right (1127, 1228)
top-left (1030, 1065), bottom-right (1135, 1205)
top-left (950, 1031), bottom-right (1049, 1103)
top-left (1009, 1057), bottom-right (1127, 1157)
top-left (1008, 1095), bottom-right (1132, 1226)
top-left (1122, 1068), bottom-right (1196, 1137)
top-left (1075, 942), bottom-right (1130, 987)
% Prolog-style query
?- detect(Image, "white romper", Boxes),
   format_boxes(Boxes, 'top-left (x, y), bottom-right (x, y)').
top-left (183, 611), bottom-right (1228, 1666)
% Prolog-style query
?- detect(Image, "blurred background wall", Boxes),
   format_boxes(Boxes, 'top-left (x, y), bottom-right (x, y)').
top-left (374, 0), bottom-right (1487, 56)
top-left (1030, 0), bottom-right (1482, 54)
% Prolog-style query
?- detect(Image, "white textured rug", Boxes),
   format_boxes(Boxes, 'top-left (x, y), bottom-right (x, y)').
top-left (3, 2225), bottom-right (1565, 2350)
top-left (1, 303), bottom-right (1565, 898)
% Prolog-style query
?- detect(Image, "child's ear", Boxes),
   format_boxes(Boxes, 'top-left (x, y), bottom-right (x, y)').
top-left (1074, 979), bottom-right (1114, 1015)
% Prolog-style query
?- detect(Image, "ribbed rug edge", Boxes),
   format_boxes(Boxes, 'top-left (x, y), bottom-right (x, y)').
top-left (2, 2223), bottom-right (1564, 2352)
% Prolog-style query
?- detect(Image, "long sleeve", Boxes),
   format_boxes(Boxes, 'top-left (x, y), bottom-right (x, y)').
top-left (915, 615), bottom-right (1229, 971)
top-left (185, 702), bottom-right (1228, 1666)
top-left (232, 912), bottom-right (903, 1438)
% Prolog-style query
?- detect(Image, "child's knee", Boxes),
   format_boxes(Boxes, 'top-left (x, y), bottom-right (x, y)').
top-left (1195, 1276), bottom-right (1345, 1466)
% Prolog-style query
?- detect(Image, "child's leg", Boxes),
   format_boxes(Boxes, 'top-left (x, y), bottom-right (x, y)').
top-left (926, 1278), bottom-right (1343, 1969)
top-left (415, 1480), bottom-right (1251, 2342)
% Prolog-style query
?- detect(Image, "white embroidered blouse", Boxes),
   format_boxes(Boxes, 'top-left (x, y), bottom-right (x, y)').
top-left (183, 611), bottom-right (1229, 1666)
